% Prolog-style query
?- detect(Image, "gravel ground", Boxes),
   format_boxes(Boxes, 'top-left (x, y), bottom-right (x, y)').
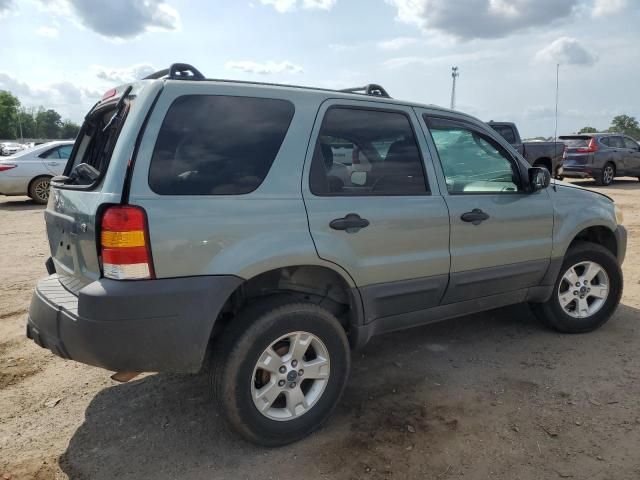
top-left (1, 179), bottom-right (640, 480)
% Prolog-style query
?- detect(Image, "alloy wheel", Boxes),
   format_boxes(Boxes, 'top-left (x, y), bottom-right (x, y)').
top-left (251, 331), bottom-right (330, 421)
top-left (557, 261), bottom-right (609, 319)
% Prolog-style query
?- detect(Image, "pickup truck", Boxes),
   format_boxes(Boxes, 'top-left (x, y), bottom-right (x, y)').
top-left (488, 121), bottom-right (564, 178)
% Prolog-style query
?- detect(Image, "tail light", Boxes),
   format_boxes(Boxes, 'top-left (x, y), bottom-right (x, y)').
top-left (577, 138), bottom-right (598, 153)
top-left (352, 146), bottom-right (360, 164)
top-left (100, 205), bottom-right (154, 280)
top-left (0, 164), bottom-right (17, 172)
top-left (562, 145), bottom-right (567, 160)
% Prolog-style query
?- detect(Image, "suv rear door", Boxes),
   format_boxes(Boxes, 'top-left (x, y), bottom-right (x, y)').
top-left (418, 111), bottom-right (553, 303)
top-left (46, 82), bottom-right (160, 293)
top-left (303, 99), bottom-right (450, 321)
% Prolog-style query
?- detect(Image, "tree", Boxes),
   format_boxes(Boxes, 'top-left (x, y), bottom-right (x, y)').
top-left (17, 108), bottom-right (36, 138)
top-left (609, 115), bottom-right (640, 139)
top-left (0, 90), bottom-right (20, 139)
top-left (35, 108), bottom-right (62, 139)
top-left (59, 120), bottom-right (80, 139)
top-left (578, 126), bottom-right (598, 134)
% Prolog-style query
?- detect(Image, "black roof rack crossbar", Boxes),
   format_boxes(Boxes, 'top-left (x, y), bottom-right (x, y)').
top-left (142, 63), bottom-right (205, 81)
top-left (339, 84), bottom-right (391, 98)
top-left (141, 64), bottom-right (391, 99)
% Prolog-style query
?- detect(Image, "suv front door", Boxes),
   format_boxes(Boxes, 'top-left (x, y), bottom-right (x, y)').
top-left (303, 100), bottom-right (450, 322)
top-left (419, 113), bottom-right (554, 303)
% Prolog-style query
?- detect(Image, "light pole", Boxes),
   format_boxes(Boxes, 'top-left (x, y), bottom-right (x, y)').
top-left (450, 66), bottom-right (459, 110)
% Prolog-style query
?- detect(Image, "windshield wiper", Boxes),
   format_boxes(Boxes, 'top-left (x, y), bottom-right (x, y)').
top-left (103, 85), bottom-right (133, 132)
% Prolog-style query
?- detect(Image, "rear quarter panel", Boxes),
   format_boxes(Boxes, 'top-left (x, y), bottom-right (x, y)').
top-left (127, 82), bottom-right (356, 286)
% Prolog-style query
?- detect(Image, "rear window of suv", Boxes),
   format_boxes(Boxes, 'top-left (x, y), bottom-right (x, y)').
top-left (559, 136), bottom-right (590, 148)
top-left (149, 95), bottom-right (294, 195)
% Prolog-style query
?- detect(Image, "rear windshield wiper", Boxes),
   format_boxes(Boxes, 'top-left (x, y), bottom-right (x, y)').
top-left (103, 85), bottom-right (133, 132)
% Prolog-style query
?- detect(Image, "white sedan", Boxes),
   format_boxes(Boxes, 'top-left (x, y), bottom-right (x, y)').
top-left (0, 141), bottom-right (74, 204)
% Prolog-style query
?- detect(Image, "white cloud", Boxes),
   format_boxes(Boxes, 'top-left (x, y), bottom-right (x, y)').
top-left (40, 0), bottom-right (181, 39)
top-left (36, 26), bottom-right (59, 37)
top-left (93, 63), bottom-right (156, 83)
top-left (259, 0), bottom-right (335, 12)
top-left (385, 0), bottom-right (579, 40)
top-left (225, 60), bottom-right (303, 75)
top-left (377, 36), bottom-right (420, 50)
top-left (0, 72), bottom-right (101, 121)
top-left (0, 0), bottom-right (11, 18)
top-left (592, 0), bottom-right (628, 16)
top-left (534, 37), bottom-right (597, 66)
top-left (384, 51), bottom-right (498, 69)
top-left (302, 0), bottom-right (336, 9)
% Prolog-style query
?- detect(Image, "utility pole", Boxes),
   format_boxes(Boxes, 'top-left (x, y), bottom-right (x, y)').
top-left (450, 66), bottom-right (459, 110)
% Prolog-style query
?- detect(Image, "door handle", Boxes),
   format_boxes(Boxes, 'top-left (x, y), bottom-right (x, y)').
top-left (47, 162), bottom-right (59, 166)
top-left (461, 208), bottom-right (490, 225)
top-left (330, 213), bottom-right (370, 232)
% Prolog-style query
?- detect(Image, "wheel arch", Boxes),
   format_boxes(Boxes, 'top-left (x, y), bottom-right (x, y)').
top-left (533, 157), bottom-right (552, 172)
top-left (210, 264), bottom-right (364, 349)
top-left (567, 225), bottom-right (618, 259)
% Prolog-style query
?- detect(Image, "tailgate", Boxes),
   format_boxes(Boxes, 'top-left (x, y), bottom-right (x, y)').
top-left (46, 85), bottom-right (139, 294)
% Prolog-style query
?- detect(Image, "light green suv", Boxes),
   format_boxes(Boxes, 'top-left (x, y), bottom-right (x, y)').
top-left (27, 64), bottom-right (626, 446)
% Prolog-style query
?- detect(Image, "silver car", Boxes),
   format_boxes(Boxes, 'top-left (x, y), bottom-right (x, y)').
top-left (0, 141), bottom-right (73, 204)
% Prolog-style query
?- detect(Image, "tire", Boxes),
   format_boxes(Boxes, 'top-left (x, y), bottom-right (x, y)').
top-left (596, 163), bottom-right (615, 186)
top-left (28, 176), bottom-right (51, 205)
top-left (211, 297), bottom-right (351, 446)
top-left (532, 241), bottom-right (622, 333)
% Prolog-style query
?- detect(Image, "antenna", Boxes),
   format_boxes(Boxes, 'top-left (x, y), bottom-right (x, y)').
top-left (450, 66), bottom-right (459, 110)
top-left (554, 63), bottom-right (560, 142)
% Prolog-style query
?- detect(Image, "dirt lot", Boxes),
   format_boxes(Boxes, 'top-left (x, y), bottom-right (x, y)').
top-left (1, 179), bottom-right (640, 480)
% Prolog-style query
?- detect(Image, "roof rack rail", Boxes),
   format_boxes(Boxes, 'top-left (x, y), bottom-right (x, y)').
top-left (143, 63), bottom-right (205, 81)
top-left (339, 84), bottom-right (391, 98)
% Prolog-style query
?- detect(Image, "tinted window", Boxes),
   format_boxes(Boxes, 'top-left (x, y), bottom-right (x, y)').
top-left (58, 145), bottom-right (73, 159)
top-left (427, 118), bottom-right (520, 194)
top-left (623, 137), bottom-right (639, 149)
top-left (309, 107), bottom-right (427, 196)
top-left (560, 137), bottom-right (590, 148)
top-left (42, 147), bottom-right (61, 159)
top-left (490, 124), bottom-right (516, 144)
top-left (599, 137), bottom-right (610, 147)
top-left (609, 136), bottom-right (625, 148)
top-left (149, 95), bottom-right (294, 195)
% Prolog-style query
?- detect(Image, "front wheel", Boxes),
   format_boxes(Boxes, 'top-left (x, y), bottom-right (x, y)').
top-left (211, 298), bottom-right (351, 446)
top-left (532, 241), bottom-right (622, 333)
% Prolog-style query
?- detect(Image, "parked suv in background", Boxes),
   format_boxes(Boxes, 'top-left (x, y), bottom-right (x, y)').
top-left (27, 64), bottom-right (626, 446)
top-left (560, 133), bottom-right (640, 185)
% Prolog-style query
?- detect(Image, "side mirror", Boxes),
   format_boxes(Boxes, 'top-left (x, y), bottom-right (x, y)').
top-left (528, 167), bottom-right (551, 192)
top-left (350, 171), bottom-right (367, 186)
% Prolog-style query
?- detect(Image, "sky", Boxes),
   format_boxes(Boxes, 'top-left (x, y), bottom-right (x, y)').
top-left (1, 0), bottom-right (638, 138)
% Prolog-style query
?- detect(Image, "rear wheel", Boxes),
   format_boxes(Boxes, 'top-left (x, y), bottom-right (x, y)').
top-left (211, 297), bottom-right (350, 446)
top-left (28, 176), bottom-right (51, 205)
top-left (597, 163), bottom-right (615, 186)
top-left (532, 241), bottom-right (622, 333)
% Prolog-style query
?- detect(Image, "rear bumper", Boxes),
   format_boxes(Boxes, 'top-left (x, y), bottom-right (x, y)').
top-left (561, 166), bottom-right (601, 179)
top-left (27, 274), bottom-right (242, 373)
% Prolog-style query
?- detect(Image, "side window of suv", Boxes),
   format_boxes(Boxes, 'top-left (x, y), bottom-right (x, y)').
top-left (309, 107), bottom-right (428, 196)
top-left (623, 137), bottom-right (639, 150)
top-left (149, 95), bottom-right (294, 195)
top-left (426, 117), bottom-right (521, 194)
top-left (609, 136), bottom-right (625, 149)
